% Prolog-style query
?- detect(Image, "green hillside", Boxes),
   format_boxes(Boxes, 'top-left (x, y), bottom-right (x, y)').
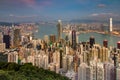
top-left (0, 62), bottom-right (70, 80)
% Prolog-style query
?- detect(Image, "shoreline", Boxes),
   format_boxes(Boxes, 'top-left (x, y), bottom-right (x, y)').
top-left (63, 30), bottom-right (120, 37)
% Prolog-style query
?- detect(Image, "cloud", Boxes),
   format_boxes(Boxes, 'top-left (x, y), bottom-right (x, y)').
top-left (19, 0), bottom-right (36, 8)
top-left (90, 13), bottom-right (119, 17)
top-left (0, 0), bottom-right (52, 9)
top-left (20, 0), bottom-right (52, 8)
top-left (98, 4), bottom-right (106, 8)
top-left (9, 14), bottom-right (14, 17)
top-left (9, 14), bottom-right (38, 18)
top-left (91, 13), bottom-right (99, 17)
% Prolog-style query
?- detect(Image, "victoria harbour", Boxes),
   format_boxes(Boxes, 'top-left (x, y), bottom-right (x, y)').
top-left (35, 23), bottom-right (120, 47)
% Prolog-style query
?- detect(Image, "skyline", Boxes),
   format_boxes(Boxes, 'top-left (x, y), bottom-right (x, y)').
top-left (0, 0), bottom-right (120, 22)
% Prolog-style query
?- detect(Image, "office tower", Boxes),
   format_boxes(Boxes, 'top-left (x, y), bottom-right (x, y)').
top-left (65, 70), bottom-right (76, 80)
top-left (89, 36), bottom-right (95, 48)
top-left (3, 35), bottom-right (11, 49)
top-left (66, 46), bottom-right (70, 55)
top-left (65, 35), bottom-right (69, 46)
top-left (53, 51), bottom-right (60, 72)
top-left (36, 44), bottom-right (41, 50)
top-left (73, 54), bottom-right (79, 72)
top-left (34, 55), bottom-right (40, 67)
top-left (57, 20), bottom-right (62, 41)
top-left (90, 44), bottom-right (100, 61)
top-left (53, 51), bottom-right (60, 64)
top-left (82, 51), bottom-right (88, 63)
top-left (34, 54), bottom-right (48, 69)
top-left (0, 32), bottom-right (3, 43)
top-left (0, 43), bottom-right (5, 52)
top-left (116, 67), bottom-right (120, 80)
top-left (63, 56), bottom-right (67, 72)
top-left (66, 55), bottom-right (73, 70)
top-left (72, 30), bottom-right (76, 50)
top-left (44, 35), bottom-right (49, 44)
top-left (60, 49), bottom-right (63, 68)
top-left (104, 63), bottom-right (115, 80)
top-left (103, 39), bottom-right (108, 48)
top-left (27, 55), bottom-right (34, 65)
top-left (13, 29), bottom-right (20, 47)
top-left (49, 34), bottom-right (56, 43)
top-left (43, 55), bottom-right (48, 69)
top-left (76, 35), bottom-right (79, 44)
top-left (79, 44), bottom-right (84, 55)
top-left (48, 51), bottom-right (53, 63)
top-left (90, 61), bottom-right (104, 80)
top-left (8, 51), bottom-right (18, 63)
top-left (48, 63), bottom-right (55, 71)
top-left (110, 18), bottom-right (113, 32)
top-left (78, 63), bottom-right (91, 80)
top-left (95, 46), bottom-right (108, 62)
top-left (117, 41), bottom-right (120, 49)
top-left (69, 30), bottom-right (72, 45)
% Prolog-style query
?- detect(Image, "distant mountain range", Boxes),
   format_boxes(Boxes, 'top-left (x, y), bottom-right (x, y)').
top-left (0, 19), bottom-right (120, 26)
top-left (0, 22), bottom-right (19, 26)
top-left (70, 19), bottom-right (120, 24)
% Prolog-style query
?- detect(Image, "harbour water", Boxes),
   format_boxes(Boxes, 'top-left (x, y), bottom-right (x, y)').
top-left (34, 23), bottom-right (120, 47)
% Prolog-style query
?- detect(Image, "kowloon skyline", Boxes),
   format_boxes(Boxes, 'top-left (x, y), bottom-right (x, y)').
top-left (0, 0), bottom-right (120, 22)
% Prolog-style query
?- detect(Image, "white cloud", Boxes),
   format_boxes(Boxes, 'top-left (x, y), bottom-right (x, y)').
top-left (9, 14), bottom-right (38, 18)
top-left (91, 13), bottom-right (99, 16)
top-left (98, 4), bottom-right (106, 8)
top-left (90, 13), bottom-right (119, 17)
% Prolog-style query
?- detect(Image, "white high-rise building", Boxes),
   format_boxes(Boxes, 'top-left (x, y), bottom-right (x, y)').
top-left (8, 51), bottom-right (18, 63)
top-left (0, 43), bottom-right (5, 52)
top-left (66, 46), bottom-right (70, 55)
top-left (104, 62), bottom-right (115, 80)
top-left (90, 61), bottom-right (104, 80)
top-left (117, 67), bottom-right (120, 80)
top-left (110, 18), bottom-right (113, 32)
top-left (27, 55), bottom-right (34, 65)
top-left (78, 63), bottom-right (91, 80)
top-left (65, 70), bottom-right (76, 80)
top-left (53, 51), bottom-right (60, 66)
top-left (63, 55), bottom-right (67, 72)
top-left (57, 20), bottom-right (62, 41)
top-left (44, 35), bottom-right (49, 44)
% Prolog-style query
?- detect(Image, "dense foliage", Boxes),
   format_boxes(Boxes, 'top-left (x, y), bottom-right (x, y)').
top-left (0, 62), bottom-right (70, 80)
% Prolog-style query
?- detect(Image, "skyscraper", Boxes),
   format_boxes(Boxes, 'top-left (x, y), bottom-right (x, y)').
top-left (13, 29), bottom-right (20, 47)
top-left (110, 18), bottom-right (113, 32)
top-left (89, 36), bottom-right (95, 48)
top-left (44, 35), bottom-right (49, 44)
top-left (0, 32), bottom-right (3, 43)
top-left (49, 34), bottom-right (56, 43)
top-left (116, 67), bottom-right (120, 80)
top-left (103, 39), bottom-right (108, 48)
top-left (104, 63), bottom-right (115, 80)
top-left (3, 35), bottom-right (11, 49)
top-left (72, 30), bottom-right (76, 50)
top-left (78, 63), bottom-right (91, 80)
top-left (90, 61), bottom-right (104, 80)
top-left (117, 41), bottom-right (120, 49)
top-left (57, 20), bottom-right (62, 41)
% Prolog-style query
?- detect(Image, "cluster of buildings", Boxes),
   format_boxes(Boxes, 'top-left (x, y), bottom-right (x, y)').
top-left (0, 19), bottom-right (120, 80)
top-left (63, 18), bottom-right (120, 36)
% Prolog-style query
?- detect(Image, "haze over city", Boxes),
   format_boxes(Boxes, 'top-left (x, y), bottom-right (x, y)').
top-left (0, 0), bottom-right (120, 22)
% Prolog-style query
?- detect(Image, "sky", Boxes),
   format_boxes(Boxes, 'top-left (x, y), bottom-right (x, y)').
top-left (0, 0), bottom-right (120, 22)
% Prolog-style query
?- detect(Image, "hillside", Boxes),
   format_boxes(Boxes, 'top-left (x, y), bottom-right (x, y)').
top-left (0, 62), bottom-right (69, 80)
